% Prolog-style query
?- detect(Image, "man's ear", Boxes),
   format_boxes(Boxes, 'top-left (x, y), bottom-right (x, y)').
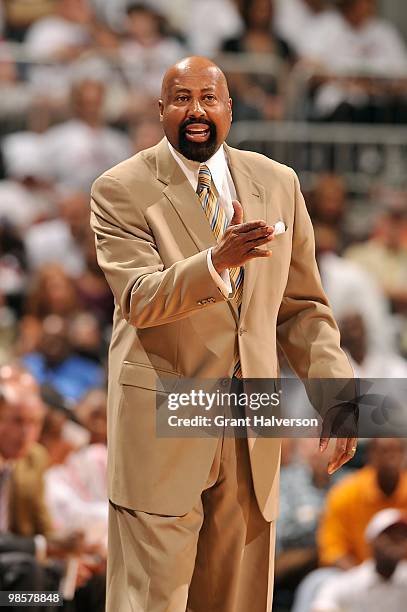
top-left (158, 100), bottom-right (164, 122)
top-left (228, 97), bottom-right (233, 121)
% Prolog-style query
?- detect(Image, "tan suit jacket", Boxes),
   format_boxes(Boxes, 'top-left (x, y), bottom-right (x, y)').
top-left (90, 138), bottom-right (353, 521)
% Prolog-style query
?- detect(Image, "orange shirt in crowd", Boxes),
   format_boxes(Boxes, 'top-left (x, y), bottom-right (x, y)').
top-left (317, 466), bottom-right (407, 566)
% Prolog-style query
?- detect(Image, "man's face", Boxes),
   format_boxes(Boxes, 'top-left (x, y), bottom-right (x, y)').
top-left (159, 66), bottom-right (232, 162)
top-left (347, 0), bottom-right (376, 26)
top-left (0, 397), bottom-right (45, 460)
top-left (370, 439), bottom-right (405, 477)
top-left (373, 523), bottom-right (407, 578)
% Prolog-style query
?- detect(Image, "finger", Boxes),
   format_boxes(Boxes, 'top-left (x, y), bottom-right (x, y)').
top-left (327, 438), bottom-right (349, 474)
top-left (234, 220), bottom-right (269, 234)
top-left (230, 200), bottom-right (244, 226)
top-left (246, 248), bottom-right (273, 259)
top-left (239, 225), bottom-right (274, 243)
top-left (342, 438), bottom-right (358, 465)
top-left (328, 438), bottom-right (357, 474)
top-left (319, 437), bottom-right (329, 453)
top-left (244, 234), bottom-right (275, 249)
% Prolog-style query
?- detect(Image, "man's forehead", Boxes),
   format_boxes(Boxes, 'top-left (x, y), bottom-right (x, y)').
top-left (163, 66), bottom-right (227, 94)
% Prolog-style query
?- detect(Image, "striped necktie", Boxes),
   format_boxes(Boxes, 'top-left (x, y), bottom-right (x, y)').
top-left (197, 164), bottom-right (244, 377)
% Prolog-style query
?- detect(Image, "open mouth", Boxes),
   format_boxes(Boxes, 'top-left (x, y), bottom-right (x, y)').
top-left (183, 123), bottom-right (211, 142)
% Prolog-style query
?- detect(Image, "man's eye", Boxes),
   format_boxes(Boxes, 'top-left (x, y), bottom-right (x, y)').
top-left (204, 95), bottom-right (216, 101)
top-left (176, 96), bottom-right (188, 102)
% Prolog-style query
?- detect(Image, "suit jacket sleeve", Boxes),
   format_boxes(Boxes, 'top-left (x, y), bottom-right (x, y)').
top-left (277, 170), bottom-right (354, 380)
top-left (90, 173), bottom-right (228, 328)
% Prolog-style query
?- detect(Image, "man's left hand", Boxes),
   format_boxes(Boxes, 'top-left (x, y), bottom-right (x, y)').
top-left (319, 436), bottom-right (358, 475)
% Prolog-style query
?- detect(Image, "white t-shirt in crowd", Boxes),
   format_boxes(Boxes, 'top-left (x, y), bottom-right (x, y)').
top-left (300, 11), bottom-right (407, 115)
top-left (185, 0), bottom-right (243, 57)
top-left (24, 218), bottom-right (85, 277)
top-left (120, 37), bottom-right (186, 97)
top-left (318, 252), bottom-right (395, 353)
top-left (274, 0), bottom-right (328, 56)
top-left (24, 16), bottom-right (91, 98)
top-left (301, 11), bottom-right (407, 76)
top-left (312, 560), bottom-right (407, 612)
top-left (41, 119), bottom-right (132, 190)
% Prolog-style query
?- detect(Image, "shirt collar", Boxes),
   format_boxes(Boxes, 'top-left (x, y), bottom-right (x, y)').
top-left (167, 139), bottom-right (228, 194)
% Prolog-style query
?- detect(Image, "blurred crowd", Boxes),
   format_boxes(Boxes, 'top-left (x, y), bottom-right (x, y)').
top-left (0, 0), bottom-right (407, 610)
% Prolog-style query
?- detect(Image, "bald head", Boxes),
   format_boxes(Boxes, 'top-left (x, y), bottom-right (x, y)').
top-left (161, 56), bottom-right (229, 100)
top-left (159, 56), bottom-right (232, 162)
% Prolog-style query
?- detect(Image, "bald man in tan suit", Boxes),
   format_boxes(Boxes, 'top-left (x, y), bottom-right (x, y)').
top-left (90, 57), bottom-right (356, 612)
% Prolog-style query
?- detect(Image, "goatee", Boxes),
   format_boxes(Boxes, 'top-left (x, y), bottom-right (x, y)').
top-left (178, 119), bottom-right (218, 162)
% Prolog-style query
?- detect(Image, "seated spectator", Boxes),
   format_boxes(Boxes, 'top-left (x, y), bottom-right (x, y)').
top-left (221, 0), bottom-right (291, 121)
top-left (21, 315), bottom-right (104, 405)
top-left (40, 78), bottom-right (131, 190)
top-left (130, 119), bottom-right (163, 154)
top-left (45, 444), bottom-right (108, 549)
top-left (274, 439), bottom-right (339, 608)
top-left (0, 132), bottom-right (55, 232)
top-left (312, 508), bottom-right (407, 611)
top-left (24, 191), bottom-right (89, 277)
top-left (339, 312), bottom-right (407, 377)
top-left (39, 385), bottom-right (90, 466)
top-left (17, 263), bottom-right (79, 355)
top-left (0, 42), bottom-right (35, 127)
top-left (317, 438), bottom-right (407, 569)
top-left (24, 0), bottom-right (93, 101)
top-left (120, 3), bottom-right (185, 99)
top-left (310, 174), bottom-right (347, 239)
top-left (314, 224), bottom-right (395, 353)
top-left (224, 0), bottom-right (292, 59)
top-left (345, 203), bottom-right (407, 315)
top-left (72, 21), bottom-right (129, 124)
top-left (185, 0), bottom-right (243, 57)
top-left (0, 368), bottom-right (81, 594)
top-left (299, 0), bottom-right (407, 122)
top-left (69, 313), bottom-right (106, 365)
top-left (24, 264), bottom-right (79, 321)
top-left (75, 226), bottom-right (114, 327)
top-left (274, 0), bottom-right (328, 56)
top-left (3, 0), bottom-right (55, 41)
top-left (0, 221), bottom-right (27, 320)
top-left (74, 388), bottom-right (107, 446)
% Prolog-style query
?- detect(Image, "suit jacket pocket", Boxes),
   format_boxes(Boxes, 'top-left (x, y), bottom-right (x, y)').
top-left (119, 361), bottom-right (180, 394)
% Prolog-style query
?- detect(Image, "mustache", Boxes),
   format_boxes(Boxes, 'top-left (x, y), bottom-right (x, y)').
top-left (180, 119), bottom-right (214, 131)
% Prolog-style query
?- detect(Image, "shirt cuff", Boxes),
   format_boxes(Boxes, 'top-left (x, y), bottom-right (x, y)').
top-left (207, 248), bottom-right (232, 298)
top-left (34, 534), bottom-right (47, 563)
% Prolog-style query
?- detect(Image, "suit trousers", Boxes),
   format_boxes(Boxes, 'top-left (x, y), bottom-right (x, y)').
top-left (106, 430), bottom-right (276, 612)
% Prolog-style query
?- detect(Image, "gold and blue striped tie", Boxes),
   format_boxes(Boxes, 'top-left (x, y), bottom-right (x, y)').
top-left (197, 164), bottom-right (244, 377)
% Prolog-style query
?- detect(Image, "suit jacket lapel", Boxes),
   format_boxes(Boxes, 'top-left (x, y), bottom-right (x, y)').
top-left (225, 144), bottom-right (266, 323)
top-left (156, 139), bottom-right (217, 253)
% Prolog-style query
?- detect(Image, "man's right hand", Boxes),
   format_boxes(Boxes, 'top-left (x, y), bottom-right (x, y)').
top-left (211, 200), bottom-right (275, 274)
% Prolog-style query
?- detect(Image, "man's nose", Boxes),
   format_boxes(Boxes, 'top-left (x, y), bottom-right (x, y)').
top-left (187, 98), bottom-right (206, 118)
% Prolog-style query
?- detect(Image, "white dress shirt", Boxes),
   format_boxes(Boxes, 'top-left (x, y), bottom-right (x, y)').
top-left (167, 141), bottom-right (237, 297)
